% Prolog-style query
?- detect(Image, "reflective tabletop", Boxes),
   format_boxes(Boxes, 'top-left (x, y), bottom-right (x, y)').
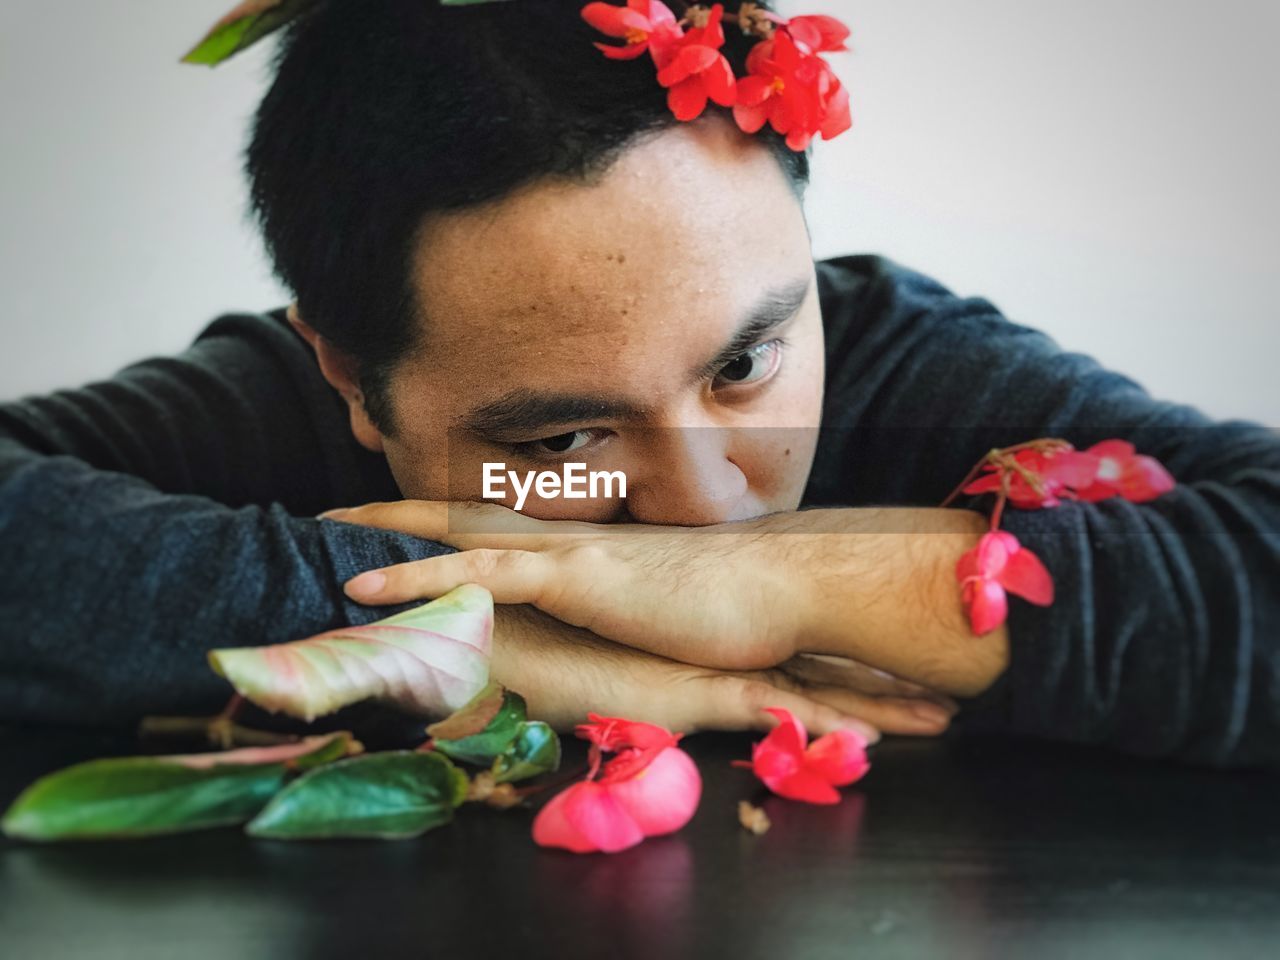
top-left (3, 726), bottom-right (1279, 959)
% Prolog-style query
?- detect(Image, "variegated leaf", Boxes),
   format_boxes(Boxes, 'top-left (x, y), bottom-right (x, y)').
top-left (208, 583), bottom-right (494, 722)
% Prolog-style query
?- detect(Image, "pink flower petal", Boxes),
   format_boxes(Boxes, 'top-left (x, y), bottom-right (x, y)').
top-left (998, 545), bottom-right (1054, 606)
top-left (766, 767), bottom-right (842, 804)
top-left (788, 14), bottom-right (851, 52)
top-left (1085, 439), bottom-right (1137, 460)
top-left (636, 0), bottom-right (678, 28)
top-left (578, 714), bottom-right (678, 753)
top-left (656, 44), bottom-right (719, 87)
top-left (733, 100), bottom-right (771, 134)
top-left (736, 74), bottom-right (773, 107)
top-left (1118, 455), bottom-right (1176, 502)
top-left (704, 54), bottom-right (738, 107)
top-left (965, 577), bottom-right (1009, 635)
top-left (803, 728), bottom-right (869, 786)
top-left (761, 707), bottom-right (808, 753)
top-left (581, 2), bottom-right (649, 38)
top-left (594, 41), bottom-right (649, 60)
top-left (533, 782), bottom-right (637, 853)
top-left (607, 747), bottom-right (702, 837)
top-left (819, 81), bottom-right (851, 139)
top-left (667, 78), bottom-right (709, 121)
top-left (976, 530), bottom-right (1017, 576)
top-left (561, 781), bottom-right (647, 853)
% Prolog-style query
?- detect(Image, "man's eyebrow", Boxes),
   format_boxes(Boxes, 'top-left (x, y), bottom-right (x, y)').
top-left (463, 391), bottom-right (647, 438)
top-left (689, 274), bottom-right (813, 385)
top-left (461, 274), bottom-right (812, 439)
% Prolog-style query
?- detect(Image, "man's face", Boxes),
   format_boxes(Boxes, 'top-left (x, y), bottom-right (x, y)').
top-left (375, 117), bottom-right (825, 526)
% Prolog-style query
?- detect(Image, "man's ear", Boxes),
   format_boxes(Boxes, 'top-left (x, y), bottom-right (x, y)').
top-left (286, 303), bottom-right (385, 453)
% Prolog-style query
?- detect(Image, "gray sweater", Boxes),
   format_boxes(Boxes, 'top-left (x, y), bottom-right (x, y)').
top-left (3, 255), bottom-right (1277, 765)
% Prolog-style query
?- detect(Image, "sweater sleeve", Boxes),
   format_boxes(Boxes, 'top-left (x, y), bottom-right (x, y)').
top-left (0, 311), bottom-right (456, 727)
top-left (808, 255), bottom-right (1280, 766)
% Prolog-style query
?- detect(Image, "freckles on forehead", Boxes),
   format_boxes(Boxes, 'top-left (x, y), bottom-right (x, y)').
top-left (407, 119), bottom-right (810, 399)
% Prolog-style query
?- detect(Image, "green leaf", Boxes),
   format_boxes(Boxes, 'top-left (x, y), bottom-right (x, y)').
top-left (182, 0), bottom-right (321, 66)
top-left (2, 733), bottom-right (355, 841)
top-left (183, 1), bottom-right (517, 66)
top-left (490, 722), bottom-right (561, 784)
top-left (209, 583), bottom-right (494, 723)
top-left (431, 688), bottom-right (527, 765)
top-left (425, 681), bottom-right (506, 741)
top-left (247, 751), bottom-right (467, 839)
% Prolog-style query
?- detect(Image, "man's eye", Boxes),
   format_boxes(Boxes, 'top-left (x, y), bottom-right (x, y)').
top-left (537, 431), bottom-right (591, 453)
top-left (713, 339), bottom-right (785, 387)
top-left (512, 429), bottom-right (599, 459)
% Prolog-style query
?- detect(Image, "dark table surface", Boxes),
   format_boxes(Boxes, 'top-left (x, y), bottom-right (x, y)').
top-left (2, 726), bottom-right (1279, 960)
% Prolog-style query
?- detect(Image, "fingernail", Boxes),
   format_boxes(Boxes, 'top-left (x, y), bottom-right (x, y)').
top-left (911, 703), bottom-right (952, 728)
top-left (345, 571), bottom-right (386, 598)
top-left (318, 508), bottom-right (350, 520)
top-left (844, 720), bottom-right (880, 745)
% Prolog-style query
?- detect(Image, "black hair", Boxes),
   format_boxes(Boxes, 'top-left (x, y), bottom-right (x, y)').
top-left (247, 0), bottom-right (810, 437)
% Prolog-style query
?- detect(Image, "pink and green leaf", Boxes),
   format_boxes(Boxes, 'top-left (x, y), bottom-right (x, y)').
top-left (208, 583), bottom-right (494, 723)
top-left (183, 0), bottom-right (518, 66)
top-left (181, 0), bottom-right (320, 66)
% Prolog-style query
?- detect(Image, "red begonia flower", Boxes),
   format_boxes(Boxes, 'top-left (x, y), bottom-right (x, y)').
top-left (533, 715), bottom-right (701, 854)
top-left (655, 4), bottom-right (736, 121)
top-left (734, 27), bottom-right (850, 151)
top-left (785, 14), bottom-right (852, 54)
top-left (963, 446), bottom-right (1100, 508)
top-left (1073, 440), bottom-right (1176, 503)
top-left (580, 0), bottom-right (683, 63)
top-left (738, 706), bottom-right (869, 804)
top-left (956, 530), bottom-right (1054, 635)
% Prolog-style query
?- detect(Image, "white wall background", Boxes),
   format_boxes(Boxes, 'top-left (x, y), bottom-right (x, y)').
top-left (2, 0), bottom-right (1277, 423)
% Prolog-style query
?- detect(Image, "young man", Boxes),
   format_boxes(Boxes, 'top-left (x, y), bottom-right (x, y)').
top-left (2, 0), bottom-right (1277, 765)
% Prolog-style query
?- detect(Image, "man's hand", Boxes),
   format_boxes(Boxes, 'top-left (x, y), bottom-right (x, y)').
top-left (488, 604), bottom-right (956, 738)
top-left (323, 499), bottom-right (1007, 698)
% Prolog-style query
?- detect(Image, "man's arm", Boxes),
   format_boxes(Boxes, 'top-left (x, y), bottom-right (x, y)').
top-left (328, 256), bottom-right (1280, 765)
top-left (0, 311), bottom-right (885, 736)
top-left (809, 255), bottom-right (1280, 766)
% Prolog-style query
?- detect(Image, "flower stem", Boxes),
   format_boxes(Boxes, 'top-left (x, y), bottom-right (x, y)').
top-left (138, 713), bottom-right (298, 748)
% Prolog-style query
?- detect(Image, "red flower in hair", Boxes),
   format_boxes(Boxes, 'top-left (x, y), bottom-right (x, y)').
top-left (655, 4), bottom-right (737, 120)
top-left (583, 2), bottom-right (853, 148)
top-left (580, 0), bottom-right (683, 62)
top-left (733, 24), bottom-right (850, 150)
top-left (785, 14), bottom-right (851, 54)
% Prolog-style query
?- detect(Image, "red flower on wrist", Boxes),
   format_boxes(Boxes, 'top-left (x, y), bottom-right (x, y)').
top-left (1074, 440), bottom-right (1176, 503)
top-left (956, 530), bottom-right (1054, 636)
top-left (963, 446), bottom-right (1100, 508)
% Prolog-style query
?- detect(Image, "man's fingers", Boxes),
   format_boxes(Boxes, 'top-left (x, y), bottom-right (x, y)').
top-left (782, 653), bottom-right (940, 699)
top-left (800, 685), bottom-right (955, 737)
top-left (343, 549), bottom-right (556, 605)
top-left (689, 675), bottom-right (881, 744)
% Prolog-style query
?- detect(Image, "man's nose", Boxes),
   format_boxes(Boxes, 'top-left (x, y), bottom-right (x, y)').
top-left (623, 427), bottom-right (748, 527)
